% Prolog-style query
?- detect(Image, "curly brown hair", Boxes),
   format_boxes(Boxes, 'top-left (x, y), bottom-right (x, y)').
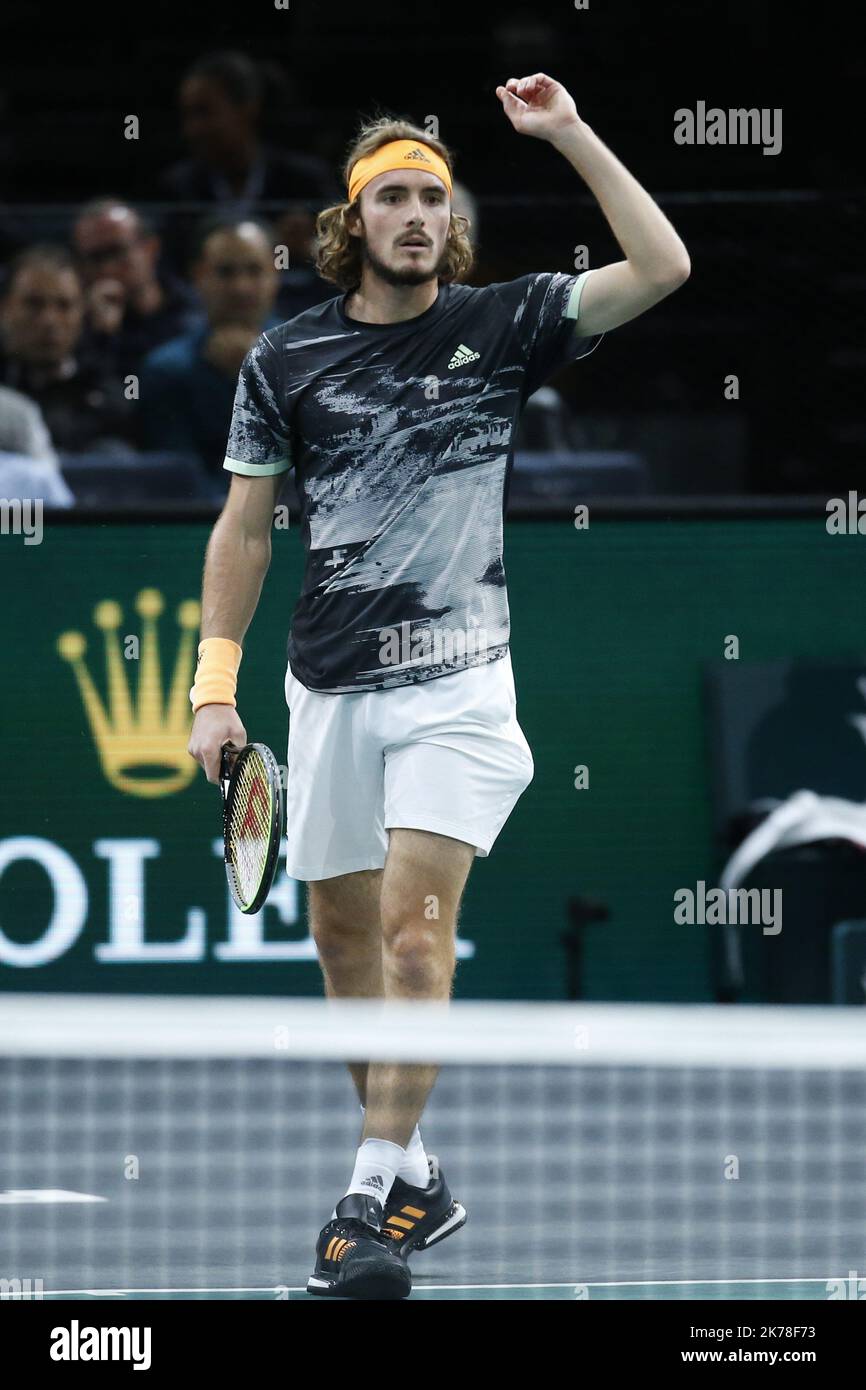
top-left (315, 117), bottom-right (474, 292)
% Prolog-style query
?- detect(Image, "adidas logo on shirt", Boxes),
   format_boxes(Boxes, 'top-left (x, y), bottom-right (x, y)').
top-left (361, 1174), bottom-right (385, 1191)
top-left (448, 343), bottom-right (481, 370)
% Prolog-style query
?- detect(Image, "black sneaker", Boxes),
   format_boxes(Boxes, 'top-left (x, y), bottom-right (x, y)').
top-left (306, 1192), bottom-right (412, 1299)
top-left (379, 1155), bottom-right (467, 1259)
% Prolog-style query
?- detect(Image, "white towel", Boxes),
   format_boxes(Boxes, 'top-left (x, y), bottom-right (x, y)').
top-left (719, 790), bottom-right (866, 891)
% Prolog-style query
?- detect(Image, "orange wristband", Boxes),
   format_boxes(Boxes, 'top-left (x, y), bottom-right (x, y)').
top-left (190, 637), bottom-right (243, 712)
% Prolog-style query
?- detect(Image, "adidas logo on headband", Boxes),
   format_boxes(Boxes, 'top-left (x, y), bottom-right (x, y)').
top-left (404, 147), bottom-right (433, 162)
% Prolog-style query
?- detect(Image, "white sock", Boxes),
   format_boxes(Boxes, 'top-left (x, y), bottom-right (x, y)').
top-left (397, 1125), bottom-right (432, 1187)
top-left (342, 1137), bottom-right (404, 1207)
top-left (360, 1104), bottom-right (431, 1188)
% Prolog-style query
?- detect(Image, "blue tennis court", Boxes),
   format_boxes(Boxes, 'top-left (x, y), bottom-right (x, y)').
top-left (3, 998), bottom-right (863, 1304)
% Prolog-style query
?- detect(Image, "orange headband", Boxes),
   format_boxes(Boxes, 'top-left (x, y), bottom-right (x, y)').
top-left (347, 139), bottom-right (453, 205)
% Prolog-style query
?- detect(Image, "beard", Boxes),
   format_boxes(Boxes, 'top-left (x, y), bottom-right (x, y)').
top-left (361, 238), bottom-right (447, 287)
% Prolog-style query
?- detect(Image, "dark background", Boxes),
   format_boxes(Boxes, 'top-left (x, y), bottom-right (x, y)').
top-left (0, 0), bottom-right (858, 496)
top-left (0, 2), bottom-right (839, 199)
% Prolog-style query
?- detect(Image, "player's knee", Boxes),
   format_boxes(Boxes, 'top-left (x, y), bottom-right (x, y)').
top-left (381, 914), bottom-right (449, 991)
top-left (310, 910), bottom-right (372, 968)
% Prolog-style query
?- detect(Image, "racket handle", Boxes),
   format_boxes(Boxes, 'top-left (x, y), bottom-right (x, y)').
top-left (219, 741), bottom-right (242, 792)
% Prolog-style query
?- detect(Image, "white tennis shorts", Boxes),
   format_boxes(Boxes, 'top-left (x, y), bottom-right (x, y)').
top-left (283, 652), bottom-right (534, 881)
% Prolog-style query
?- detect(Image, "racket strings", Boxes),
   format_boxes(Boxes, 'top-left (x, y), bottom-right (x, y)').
top-left (227, 753), bottom-right (273, 906)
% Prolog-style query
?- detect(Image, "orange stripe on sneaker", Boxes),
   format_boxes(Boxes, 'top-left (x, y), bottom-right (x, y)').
top-left (401, 1205), bottom-right (426, 1219)
top-left (388, 1216), bottom-right (415, 1230)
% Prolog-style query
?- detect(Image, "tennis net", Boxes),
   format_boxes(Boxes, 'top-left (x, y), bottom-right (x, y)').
top-left (1, 996), bottom-right (864, 1300)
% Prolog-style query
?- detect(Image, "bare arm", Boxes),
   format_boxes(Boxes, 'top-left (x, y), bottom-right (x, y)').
top-left (189, 471), bottom-right (284, 781)
top-left (496, 74), bottom-right (691, 335)
top-left (554, 118), bottom-right (690, 335)
top-left (200, 471), bottom-right (284, 641)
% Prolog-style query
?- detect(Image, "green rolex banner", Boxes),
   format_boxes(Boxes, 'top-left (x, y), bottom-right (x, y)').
top-left (0, 516), bottom-right (863, 1001)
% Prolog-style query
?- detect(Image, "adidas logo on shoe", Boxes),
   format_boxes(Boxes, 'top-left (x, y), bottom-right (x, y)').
top-left (404, 147), bottom-right (432, 163)
top-left (361, 1174), bottom-right (385, 1191)
top-left (448, 343), bottom-right (481, 370)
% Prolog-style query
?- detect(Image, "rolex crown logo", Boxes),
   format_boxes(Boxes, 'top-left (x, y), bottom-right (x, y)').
top-left (57, 589), bottom-right (201, 798)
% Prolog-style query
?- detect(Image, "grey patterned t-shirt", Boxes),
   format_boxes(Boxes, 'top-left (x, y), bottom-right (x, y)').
top-left (224, 271), bottom-right (602, 693)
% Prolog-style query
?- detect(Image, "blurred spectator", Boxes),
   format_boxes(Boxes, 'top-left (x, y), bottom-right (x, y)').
top-left (155, 50), bottom-right (338, 273)
top-left (0, 381), bottom-right (56, 461)
top-left (139, 218), bottom-right (282, 479)
top-left (0, 384), bottom-right (74, 506)
top-left (0, 246), bottom-right (138, 453)
top-left (72, 198), bottom-right (199, 375)
top-left (273, 252), bottom-right (339, 322)
top-left (452, 180), bottom-right (480, 250)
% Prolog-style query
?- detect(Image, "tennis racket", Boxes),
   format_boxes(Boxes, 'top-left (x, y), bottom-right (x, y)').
top-left (220, 741), bottom-right (284, 914)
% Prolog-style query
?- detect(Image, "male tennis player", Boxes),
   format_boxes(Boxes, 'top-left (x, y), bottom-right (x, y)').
top-left (188, 73), bottom-right (690, 1299)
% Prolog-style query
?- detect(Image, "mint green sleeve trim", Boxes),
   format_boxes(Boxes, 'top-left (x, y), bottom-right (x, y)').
top-left (223, 455), bottom-right (291, 477)
top-left (566, 269), bottom-right (595, 324)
